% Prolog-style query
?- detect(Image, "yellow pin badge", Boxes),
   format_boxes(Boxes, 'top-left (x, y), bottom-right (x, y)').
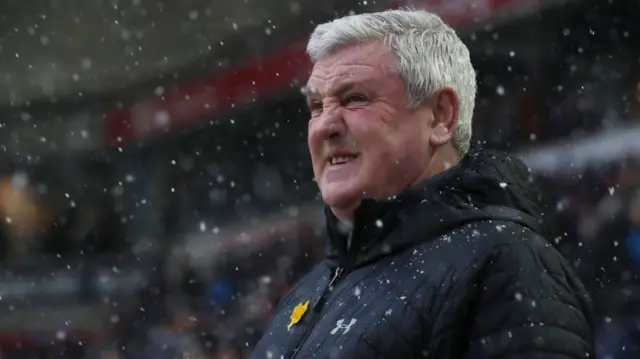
top-left (288, 300), bottom-right (310, 330)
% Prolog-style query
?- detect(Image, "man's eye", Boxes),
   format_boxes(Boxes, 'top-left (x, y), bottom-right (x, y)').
top-left (343, 94), bottom-right (368, 104)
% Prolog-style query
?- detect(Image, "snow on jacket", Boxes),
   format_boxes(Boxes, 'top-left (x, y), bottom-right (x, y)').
top-left (251, 149), bottom-right (595, 359)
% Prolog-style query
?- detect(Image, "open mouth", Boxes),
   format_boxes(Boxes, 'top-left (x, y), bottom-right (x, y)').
top-left (328, 155), bottom-right (358, 165)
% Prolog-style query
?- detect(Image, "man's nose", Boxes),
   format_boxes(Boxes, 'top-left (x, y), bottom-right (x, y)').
top-left (313, 106), bottom-right (346, 140)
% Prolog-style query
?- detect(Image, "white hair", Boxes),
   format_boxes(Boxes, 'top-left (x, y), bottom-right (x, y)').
top-left (306, 9), bottom-right (477, 155)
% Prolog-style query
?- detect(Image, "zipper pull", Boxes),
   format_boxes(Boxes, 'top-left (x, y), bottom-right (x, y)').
top-left (313, 266), bottom-right (343, 312)
top-left (328, 267), bottom-right (344, 289)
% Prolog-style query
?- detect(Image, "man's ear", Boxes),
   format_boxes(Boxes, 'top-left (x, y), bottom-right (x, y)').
top-left (429, 87), bottom-right (459, 147)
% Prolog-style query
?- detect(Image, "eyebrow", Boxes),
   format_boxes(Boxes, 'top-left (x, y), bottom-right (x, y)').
top-left (300, 80), bottom-right (372, 100)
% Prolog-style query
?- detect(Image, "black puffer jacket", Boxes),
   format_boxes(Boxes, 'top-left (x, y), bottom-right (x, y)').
top-left (252, 150), bottom-right (595, 359)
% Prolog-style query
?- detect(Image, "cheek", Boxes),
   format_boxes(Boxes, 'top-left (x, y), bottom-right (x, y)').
top-left (343, 110), bottom-right (387, 145)
top-left (351, 118), bottom-right (420, 167)
top-left (355, 130), bottom-right (399, 171)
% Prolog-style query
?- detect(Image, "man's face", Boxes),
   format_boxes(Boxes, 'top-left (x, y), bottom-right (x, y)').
top-left (305, 42), bottom-right (436, 216)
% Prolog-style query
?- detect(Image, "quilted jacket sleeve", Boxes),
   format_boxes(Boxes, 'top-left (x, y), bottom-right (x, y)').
top-left (462, 240), bottom-right (596, 359)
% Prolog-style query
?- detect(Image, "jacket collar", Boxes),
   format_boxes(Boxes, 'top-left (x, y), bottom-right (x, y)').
top-left (324, 148), bottom-right (549, 267)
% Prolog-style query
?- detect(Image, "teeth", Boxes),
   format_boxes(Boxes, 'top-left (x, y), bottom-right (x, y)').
top-left (330, 156), bottom-right (355, 165)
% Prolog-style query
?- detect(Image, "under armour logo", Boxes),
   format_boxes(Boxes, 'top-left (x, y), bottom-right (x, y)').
top-left (330, 318), bottom-right (357, 335)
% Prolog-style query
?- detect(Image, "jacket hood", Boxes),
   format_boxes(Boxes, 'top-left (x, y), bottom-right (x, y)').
top-left (325, 148), bottom-right (550, 267)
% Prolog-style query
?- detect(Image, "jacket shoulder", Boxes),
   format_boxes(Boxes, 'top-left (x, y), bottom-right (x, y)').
top-left (425, 220), bottom-right (595, 358)
top-left (416, 220), bottom-right (557, 264)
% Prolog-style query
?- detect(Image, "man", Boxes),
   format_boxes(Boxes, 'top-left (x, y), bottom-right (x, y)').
top-left (252, 8), bottom-right (595, 359)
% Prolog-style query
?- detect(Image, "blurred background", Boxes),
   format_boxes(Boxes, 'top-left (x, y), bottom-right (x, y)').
top-left (0, 0), bottom-right (639, 358)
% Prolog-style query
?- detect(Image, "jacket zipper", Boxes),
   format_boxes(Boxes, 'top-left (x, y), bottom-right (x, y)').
top-left (288, 265), bottom-right (345, 359)
top-left (288, 229), bottom-right (356, 359)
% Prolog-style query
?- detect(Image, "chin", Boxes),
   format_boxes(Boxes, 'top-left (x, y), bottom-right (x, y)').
top-left (320, 181), bottom-right (362, 209)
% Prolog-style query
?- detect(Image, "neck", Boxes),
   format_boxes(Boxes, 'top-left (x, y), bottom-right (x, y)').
top-left (420, 145), bottom-right (460, 181)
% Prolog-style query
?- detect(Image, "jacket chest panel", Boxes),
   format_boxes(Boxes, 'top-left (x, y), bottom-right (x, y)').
top-left (253, 239), bottom-right (460, 359)
top-left (295, 266), bottom-right (436, 359)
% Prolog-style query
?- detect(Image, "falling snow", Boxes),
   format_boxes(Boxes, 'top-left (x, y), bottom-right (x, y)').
top-left (0, 1), bottom-right (633, 357)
